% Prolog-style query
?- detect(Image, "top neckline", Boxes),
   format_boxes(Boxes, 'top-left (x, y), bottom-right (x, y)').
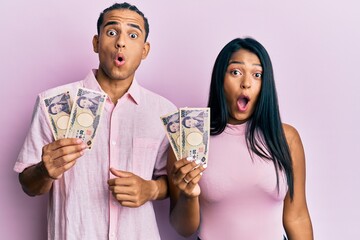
top-left (224, 123), bottom-right (247, 135)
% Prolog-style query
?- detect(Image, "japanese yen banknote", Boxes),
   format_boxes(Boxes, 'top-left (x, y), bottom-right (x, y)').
top-left (180, 108), bottom-right (210, 166)
top-left (160, 111), bottom-right (181, 160)
top-left (43, 91), bottom-right (72, 140)
top-left (65, 87), bottom-right (107, 149)
top-left (161, 107), bottom-right (210, 166)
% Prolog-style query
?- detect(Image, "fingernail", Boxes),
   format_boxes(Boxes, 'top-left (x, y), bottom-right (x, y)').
top-left (186, 156), bottom-right (195, 161)
top-left (200, 172), bottom-right (203, 176)
top-left (76, 139), bottom-right (83, 144)
top-left (194, 159), bottom-right (201, 165)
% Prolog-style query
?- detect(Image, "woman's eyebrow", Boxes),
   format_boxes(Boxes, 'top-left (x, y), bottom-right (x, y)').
top-left (228, 61), bottom-right (244, 65)
top-left (228, 61), bottom-right (262, 68)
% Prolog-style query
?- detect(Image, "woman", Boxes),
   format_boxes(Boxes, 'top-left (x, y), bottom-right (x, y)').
top-left (167, 38), bottom-right (313, 239)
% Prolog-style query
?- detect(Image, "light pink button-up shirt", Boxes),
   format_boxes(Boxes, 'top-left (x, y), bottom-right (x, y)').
top-left (14, 70), bottom-right (177, 240)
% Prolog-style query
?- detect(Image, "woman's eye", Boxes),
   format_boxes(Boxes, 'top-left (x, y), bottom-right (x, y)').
top-left (129, 33), bottom-right (138, 39)
top-left (254, 73), bottom-right (262, 78)
top-left (231, 69), bottom-right (241, 76)
top-left (107, 30), bottom-right (117, 36)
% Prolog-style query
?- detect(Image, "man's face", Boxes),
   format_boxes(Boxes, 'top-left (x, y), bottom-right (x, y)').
top-left (50, 103), bottom-right (62, 114)
top-left (185, 118), bottom-right (199, 128)
top-left (93, 9), bottom-right (150, 82)
top-left (169, 122), bottom-right (179, 133)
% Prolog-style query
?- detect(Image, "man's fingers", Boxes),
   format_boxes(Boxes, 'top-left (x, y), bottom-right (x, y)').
top-left (49, 143), bottom-right (87, 160)
top-left (46, 152), bottom-right (81, 178)
top-left (108, 177), bottom-right (137, 188)
top-left (113, 194), bottom-right (142, 208)
top-left (109, 185), bottom-right (138, 195)
top-left (113, 193), bottom-right (134, 201)
top-left (109, 168), bottom-right (133, 178)
top-left (57, 151), bottom-right (84, 166)
top-left (118, 201), bottom-right (139, 208)
top-left (45, 138), bottom-right (84, 151)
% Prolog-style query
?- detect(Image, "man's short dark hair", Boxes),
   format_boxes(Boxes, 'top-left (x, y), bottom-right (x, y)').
top-left (97, 2), bottom-right (149, 41)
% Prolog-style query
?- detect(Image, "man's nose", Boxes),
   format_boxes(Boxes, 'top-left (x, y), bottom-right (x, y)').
top-left (116, 35), bottom-right (125, 48)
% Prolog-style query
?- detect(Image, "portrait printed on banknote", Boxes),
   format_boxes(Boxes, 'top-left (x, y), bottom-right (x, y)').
top-left (43, 91), bottom-right (72, 140)
top-left (160, 111), bottom-right (181, 160)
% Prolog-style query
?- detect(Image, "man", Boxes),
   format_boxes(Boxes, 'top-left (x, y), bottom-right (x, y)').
top-left (14, 3), bottom-right (176, 239)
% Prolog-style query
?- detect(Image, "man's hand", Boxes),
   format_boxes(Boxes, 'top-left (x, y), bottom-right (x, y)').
top-left (107, 168), bottom-right (159, 208)
top-left (19, 138), bottom-right (87, 196)
top-left (41, 138), bottom-right (87, 179)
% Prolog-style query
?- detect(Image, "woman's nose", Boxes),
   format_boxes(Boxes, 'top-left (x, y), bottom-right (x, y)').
top-left (240, 75), bottom-right (251, 89)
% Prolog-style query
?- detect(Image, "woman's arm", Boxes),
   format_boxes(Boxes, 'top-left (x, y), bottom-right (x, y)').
top-left (167, 150), bottom-right (205, 237)
top-left (283, 124), bottom-right (314, 240)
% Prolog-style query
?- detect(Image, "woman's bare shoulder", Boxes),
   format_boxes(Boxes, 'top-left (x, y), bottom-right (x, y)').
top-left (282, 123), bottom-right (301, 147)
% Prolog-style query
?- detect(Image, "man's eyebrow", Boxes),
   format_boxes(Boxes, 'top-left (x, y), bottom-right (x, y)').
top-left (103, 21), bottom-right (143, 33)
top-left (128, 23), bottom-right (143, 32)
top-left (103, 21), bottom-right (119, 28)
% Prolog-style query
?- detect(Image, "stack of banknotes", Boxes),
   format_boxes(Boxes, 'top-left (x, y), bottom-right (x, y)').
top-left (160, 108), bottom-right (210, 166)
top-left (43, 87), bottom-right (107, 149)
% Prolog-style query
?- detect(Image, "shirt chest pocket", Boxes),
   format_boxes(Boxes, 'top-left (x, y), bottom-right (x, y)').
top-left (132, 138), bottom-right (160, 180)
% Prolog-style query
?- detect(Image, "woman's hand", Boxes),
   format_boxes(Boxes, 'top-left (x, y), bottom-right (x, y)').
top-left (169, 157), bottom-right (206, 198)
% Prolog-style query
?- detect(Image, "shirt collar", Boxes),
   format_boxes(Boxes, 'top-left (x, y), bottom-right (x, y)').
top-left (83, 69), bottom-right (141, 105)
top-left (83, 69), bottom-right (104, 93)
top-left (126, 78), bottom-right (140, 105)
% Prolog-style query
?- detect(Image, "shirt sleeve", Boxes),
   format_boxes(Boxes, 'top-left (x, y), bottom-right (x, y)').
top-left (14, 95), bottom-right (54, 173)
top-left (152, 101), bottom-right (177, 179)
top-left (152, 134), bottom-right (170, 178)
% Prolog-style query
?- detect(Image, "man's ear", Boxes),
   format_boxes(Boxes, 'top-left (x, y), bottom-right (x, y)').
top-left (92, 35), bottom-right (99, 53)
top-left (141, 42), bottom-right (150, 60)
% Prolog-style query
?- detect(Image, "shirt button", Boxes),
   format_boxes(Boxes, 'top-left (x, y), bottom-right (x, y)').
top-left (111, 141), bottom-right (116, 145)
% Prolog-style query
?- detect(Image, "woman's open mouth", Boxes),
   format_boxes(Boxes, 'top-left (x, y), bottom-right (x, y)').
top-left (237, 95), bottom-right (250, 112)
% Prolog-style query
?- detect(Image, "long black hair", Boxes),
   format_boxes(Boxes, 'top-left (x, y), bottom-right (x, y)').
top-left (207, 37), bottom-right (294, 199)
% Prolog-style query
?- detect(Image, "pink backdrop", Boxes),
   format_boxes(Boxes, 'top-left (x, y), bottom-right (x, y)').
top-left (1, 0), bottom-right (359, 239)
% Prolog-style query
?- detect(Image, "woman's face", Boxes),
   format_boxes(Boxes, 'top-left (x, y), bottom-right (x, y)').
top-left (79, 98), bottom-right (94, 109)
top-left (223, 49), bottom-right (262, 124)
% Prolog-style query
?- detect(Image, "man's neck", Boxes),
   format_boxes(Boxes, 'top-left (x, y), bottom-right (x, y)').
top-left (95, 70), bottom-right (133, 104)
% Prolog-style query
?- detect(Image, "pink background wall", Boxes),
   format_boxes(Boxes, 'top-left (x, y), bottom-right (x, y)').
top-left (1, 0), bottom-right (359, 239)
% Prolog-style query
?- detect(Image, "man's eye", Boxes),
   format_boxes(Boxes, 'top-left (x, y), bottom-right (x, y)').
top-left (129, 33), bottom-right (138, 39)
top-left (107, 30), bottom-right (117, 36)
top-left (254, 73), bottom-right (262, 78)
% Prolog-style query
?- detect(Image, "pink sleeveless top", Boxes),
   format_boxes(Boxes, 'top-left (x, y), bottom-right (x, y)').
top-left (199, 123), bottom-right (288, 240)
